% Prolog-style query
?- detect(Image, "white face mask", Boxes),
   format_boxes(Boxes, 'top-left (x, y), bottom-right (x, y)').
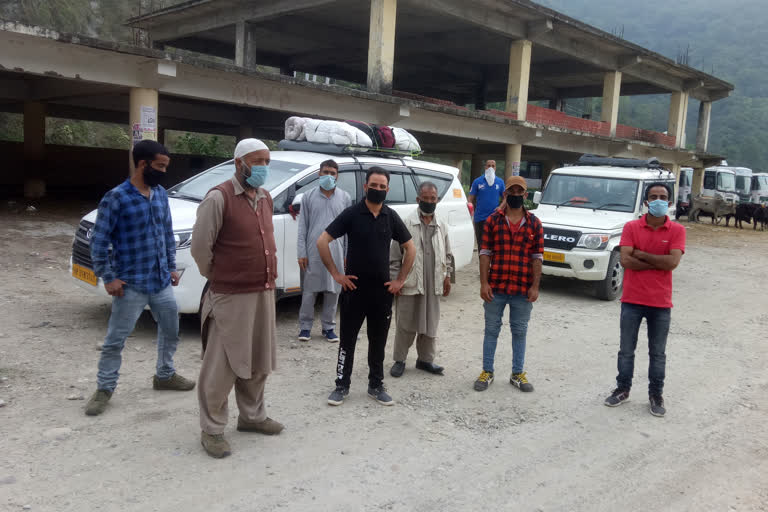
top-left (484, 168), bottom-right (495, 186)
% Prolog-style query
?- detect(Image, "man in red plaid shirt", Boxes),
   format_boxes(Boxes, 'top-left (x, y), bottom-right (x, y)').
top-left (474, 176), bottom-right (544, 392)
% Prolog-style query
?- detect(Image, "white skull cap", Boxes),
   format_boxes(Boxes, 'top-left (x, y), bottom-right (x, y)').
top-left (234, 138), bottom-right (269, 159)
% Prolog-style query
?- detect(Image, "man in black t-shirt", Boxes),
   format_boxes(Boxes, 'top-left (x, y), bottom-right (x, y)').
top-left (317, 167), bottom-right (415, 406)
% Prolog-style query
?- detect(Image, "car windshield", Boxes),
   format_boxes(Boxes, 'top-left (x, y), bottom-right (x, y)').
top-left (735, 175), bottom-right (751, 194)
top-left (758, 176), bottom-right (768, 191)
top-left (167, 159), bottom-right (311, 201)
top-left (717, 172), bottom-right (736, 192)
top-left (540, 175), bottom-right (638, 212)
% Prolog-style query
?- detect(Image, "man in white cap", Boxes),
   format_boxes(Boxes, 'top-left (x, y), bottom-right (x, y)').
top-left (191, 138), bottom-right (283, 458)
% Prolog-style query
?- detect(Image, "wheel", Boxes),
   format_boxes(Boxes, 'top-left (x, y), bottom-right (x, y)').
top-left (595, 250), bottom-right (623, 301)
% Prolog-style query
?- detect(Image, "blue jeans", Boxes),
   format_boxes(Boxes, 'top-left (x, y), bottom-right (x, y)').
top-left (482, 293), bottom-right (533, 374)
top-left (616, 302), bottom-right (671, 396)
top-left (97, 285), bottom-right (179, 392)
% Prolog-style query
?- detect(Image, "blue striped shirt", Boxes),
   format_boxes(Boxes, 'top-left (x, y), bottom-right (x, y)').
top-left (90, 179), bottom-right (176, 294)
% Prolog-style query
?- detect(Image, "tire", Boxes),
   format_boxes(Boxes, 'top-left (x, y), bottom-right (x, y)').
top-left (595, 250), bottom-right (623, 301)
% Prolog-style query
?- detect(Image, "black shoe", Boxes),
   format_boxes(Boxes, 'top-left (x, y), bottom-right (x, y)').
top-left (604, 388), bottom-right (630, 407)
top-left (367, 385), bottom-right (394, 406)
top-left (390, 361), bottom-right (405, 378)
top-left (415, 360), bottom-right (444, 375)
top-left (649, 395), bottom-right (666, 417)
top-left (327, 386), bottom-right (349, 406)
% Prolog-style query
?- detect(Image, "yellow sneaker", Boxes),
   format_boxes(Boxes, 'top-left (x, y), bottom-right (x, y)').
top-left (510, 372), bottom-right (534, 392)
top-left (473, 371), bottom-right (494, 391)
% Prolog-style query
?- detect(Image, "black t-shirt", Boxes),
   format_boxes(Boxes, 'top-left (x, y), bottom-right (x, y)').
top-left (326, 200), bottom-right (412, 283)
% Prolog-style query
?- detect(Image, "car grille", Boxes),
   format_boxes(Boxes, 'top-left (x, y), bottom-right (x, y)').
top-left (72, 220), bottom-right (94, 269)
top-left (543, 227), bottom-right (581, 251)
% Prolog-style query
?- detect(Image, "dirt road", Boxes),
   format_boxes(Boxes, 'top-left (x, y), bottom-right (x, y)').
top-left (1, 201), bottom-right (767, 512)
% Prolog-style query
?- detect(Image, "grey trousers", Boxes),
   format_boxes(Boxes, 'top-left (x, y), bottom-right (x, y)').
top-left (393, 322), bottom-right (436, 363)
top-left (299, 290), bottom-right (339, 331)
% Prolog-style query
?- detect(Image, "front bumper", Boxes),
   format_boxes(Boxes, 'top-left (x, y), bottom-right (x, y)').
top-left (542, 248), bottom-right (612, 281)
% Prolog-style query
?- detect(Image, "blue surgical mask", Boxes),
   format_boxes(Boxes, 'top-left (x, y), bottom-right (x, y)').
top-left (243, 164), bottom-right (268, 188)
top-left (648, 199), bottom-right (669, 217)
top-left (319, 174), bottom-right (336, 191)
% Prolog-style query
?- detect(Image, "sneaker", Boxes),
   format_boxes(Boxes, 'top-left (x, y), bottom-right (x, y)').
top-left (509, 372), bottom-right (534, 392)
top-left (604, 388), bottom-right (631, 407)
top-left (367, 385), bottom-right (394, 406)
top-left (322, 329), bottom-right (340, 342)
top-left (327, 386), bottom-right (349, 406)
top-left (84, 389), bottom-right (112, 416)
top-left (649, 395), bottom-right (666, 417)
top-left (153, 373), bottom-right (196, 391)
top-left (201, 431), bottom-right (231, 458)
top-left (298, 330), bottom-right (311, 342)
top-left (474, 371), bottom-right (494, 391)
top-left (390, 361), bottom-right (406, 378)
top-left (237, 416), bottom-right (284, 435)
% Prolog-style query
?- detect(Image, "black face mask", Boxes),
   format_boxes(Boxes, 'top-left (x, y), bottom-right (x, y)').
top-left (143, 164), bottom-right (165, 187)
top-left (506, 194), bottom-right (524, 209)
top-left (366, 188), bottom-right (387, 204)
top-left (418, 200), bottom-right (437, 215)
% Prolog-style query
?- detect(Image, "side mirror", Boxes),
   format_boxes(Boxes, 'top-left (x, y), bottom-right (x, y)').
top-left (533, 191), bottom-right (542, 204)
top-left (288, 192), bottom-right (304, 218)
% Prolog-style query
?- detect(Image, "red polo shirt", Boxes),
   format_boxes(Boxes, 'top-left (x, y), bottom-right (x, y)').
top-left (620, 215), bottom-right (686, 308)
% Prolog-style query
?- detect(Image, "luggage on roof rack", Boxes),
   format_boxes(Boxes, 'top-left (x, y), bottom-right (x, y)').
top-left (277, 139), bottom-right (421, 158)
top-left (575, 154), bottom-right (663, 169)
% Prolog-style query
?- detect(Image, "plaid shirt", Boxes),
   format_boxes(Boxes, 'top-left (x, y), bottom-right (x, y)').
top-left (90, 179), bottom-right (176, 294)
top-left (480, 207), bottom-right (544, 295)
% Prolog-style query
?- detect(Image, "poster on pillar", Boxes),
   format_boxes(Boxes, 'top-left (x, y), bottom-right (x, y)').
top-left (139, 106), bottom-right (157, 143)
top-left (512, 162), bottom-right (520, 176)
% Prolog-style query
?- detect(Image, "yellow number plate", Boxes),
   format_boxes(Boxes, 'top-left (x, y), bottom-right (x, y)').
top-left (543, 251), bottom-right (565, 263)
top-left (72, 263), bottom-right (98, 286)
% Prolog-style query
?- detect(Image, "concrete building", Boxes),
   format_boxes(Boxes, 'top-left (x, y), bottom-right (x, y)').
top-left (0, 0), bottom-right (733, 199)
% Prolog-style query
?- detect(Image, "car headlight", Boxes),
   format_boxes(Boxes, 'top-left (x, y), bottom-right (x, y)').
top-left (174, 230), bottom-right (193, 249)
top-left (577, 234), bottom-right (610, 250)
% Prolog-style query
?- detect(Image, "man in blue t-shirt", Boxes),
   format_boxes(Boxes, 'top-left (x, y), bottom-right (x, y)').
top-left (469, 159), bottom-right (505, 247)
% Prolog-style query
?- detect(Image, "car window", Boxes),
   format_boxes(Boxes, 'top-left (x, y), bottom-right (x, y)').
top-left (412, 168), bottom-right (454, 200)
top-left (704, 171), bottom-right (716, 190)
top-left (360, 163), bottom-right (415, 205)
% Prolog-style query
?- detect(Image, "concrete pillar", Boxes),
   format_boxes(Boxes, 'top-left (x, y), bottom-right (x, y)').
top-left (504, 144), bottom-right (522, 179)
top-left (691, 167), bottom-right (705, 200)
top-left (670, 164), bottom-right (681, 204)
top-left (505, 39), bottom-right (532, 120)
top-left (235, 21), bottom-right (257, 69)
top-left (129, 87), bottom-right (159, 174)
top-left (23, 101), bottom-right (47, 199)
top-left (668, 91), bottom-right (689, 149)
top-left (367, 0), bottom-right (397, 94)
top-left (601, 71), bottom-right (622, 137)
top-left (696, 101), bottom-right (712, 152)
top-left (470, 154), bottom-right (484, 185)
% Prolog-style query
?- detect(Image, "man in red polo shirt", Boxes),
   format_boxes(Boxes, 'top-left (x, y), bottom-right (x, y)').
top-left (604, 182), bottom-right (685, 417)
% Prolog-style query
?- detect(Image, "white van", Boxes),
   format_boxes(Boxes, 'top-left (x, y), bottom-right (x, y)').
top-left (69, 148), bottom-right (475, 313)
top-left (751, 173), bottom-right (768, 205)
top-left (702, 166), bottom-right (739, 203)
top-left (675, 167), bottom-right (693, 219)
top-left (532, 155), bottom-right (676, 301)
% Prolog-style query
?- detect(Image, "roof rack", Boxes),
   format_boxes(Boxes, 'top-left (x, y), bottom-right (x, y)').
top-left (278, 139), bottom-right (422, 158)
top-left (574, 154), bottom-right (664, 169)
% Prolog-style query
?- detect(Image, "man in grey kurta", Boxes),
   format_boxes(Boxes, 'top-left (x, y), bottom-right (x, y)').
top-left (297, 160), bottom-right (351, 342)
top-left (390, 182), bottom-right (452, 377)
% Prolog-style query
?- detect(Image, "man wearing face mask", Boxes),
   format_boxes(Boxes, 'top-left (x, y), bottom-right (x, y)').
top-left (191, 139), bottom-right (283, 458)
top-left (475, 176), bottom-right (543, 393)
top-left (317, 167), bottom-right (415, 406)
top-left (296, 159), bottom-right (351, 342)
top-left (604, 183), bottom-right (685, 418)
top-left (389, 181), bottom-right (452, 377)
top-left (85, 140), bottom-right (195, 417)
top-left (469, 160), bottom-right (505, 248)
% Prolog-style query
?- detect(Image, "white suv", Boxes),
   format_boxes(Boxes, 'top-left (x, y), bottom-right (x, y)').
top-left (532, 156), bottom-right (677, 300)
top-left (70, 149), bottom-right (475, 313)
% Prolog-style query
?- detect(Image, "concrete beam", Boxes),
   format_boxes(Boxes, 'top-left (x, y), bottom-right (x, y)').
top-left (696, 101), bottom-right (712, 153)
top-left (234, 21), bottom-right (257, 69)
top-left (601, 70), bottom-right (621, 137)
top-left (668, 91), bottom-right (689, 149)
top-left (618, 55), bottom-right (643, 70)
top-left (506, 39), bottom-right (532, 121)
top-left (526, 18), bottom-right (553, 39)
top-left (367, 0), bottom-right (398, 94)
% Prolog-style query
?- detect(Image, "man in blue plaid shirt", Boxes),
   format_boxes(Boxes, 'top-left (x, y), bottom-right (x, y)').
top-left (85, 140), bottom-right (195, 416)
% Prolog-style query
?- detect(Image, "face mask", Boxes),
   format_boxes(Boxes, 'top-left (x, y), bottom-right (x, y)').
top-left (366, 188), bottom-right (387, 204)
top-left (143, 164), bottom-right (165, 187)
top-left (418, 200), bottom-right (437, 215)
top-left (648, 199), bottom-right (669, 217)
top-left (484, 168), bottom-right (495, 186)
top-left (319, 174), bottom-right (336, 191)
top-left (243, 164), bottom-right (268, 188)
top-left (506, 194), bottom-right (524, 209)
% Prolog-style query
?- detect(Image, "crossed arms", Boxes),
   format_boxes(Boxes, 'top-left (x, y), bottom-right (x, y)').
top-left (620, 246), bottom-right (683, 271)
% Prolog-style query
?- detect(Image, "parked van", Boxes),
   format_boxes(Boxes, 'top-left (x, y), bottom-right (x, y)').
top-left (532, 155), bottom-right (676, 301)
top-left (729, 167), bottom-right (753, 203)
top-left (750, 173), bottom-right (768, 205)
top-left (702, 166), bottom-right (738, 202)
top-left (69, 146), bottom-right (475, 313)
